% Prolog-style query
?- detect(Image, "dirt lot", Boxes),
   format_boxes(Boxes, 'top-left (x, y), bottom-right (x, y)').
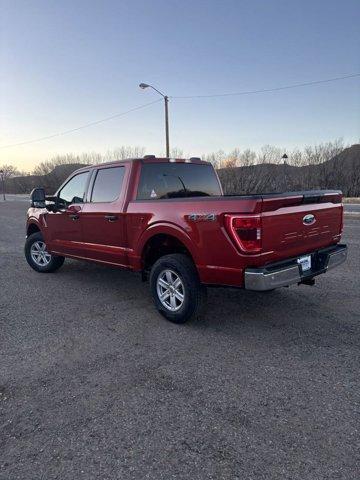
top-left (1, 202), bottom-right (359, 480)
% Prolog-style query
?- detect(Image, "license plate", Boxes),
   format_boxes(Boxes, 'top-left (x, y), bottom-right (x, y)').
top-left (297, 255), bottom-right (311, 272)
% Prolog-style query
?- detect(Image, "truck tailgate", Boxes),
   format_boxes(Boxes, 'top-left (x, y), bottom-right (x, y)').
top-left (260, 191), bottom-right (343, 260)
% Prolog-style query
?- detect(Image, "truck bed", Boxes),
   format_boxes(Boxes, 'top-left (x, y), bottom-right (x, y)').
top-left (127, 189), bottom-right (343, 286)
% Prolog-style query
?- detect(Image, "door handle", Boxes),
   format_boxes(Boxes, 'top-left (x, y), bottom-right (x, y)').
top-left (105, 215), bottom-right (118, 222)
top-left (69, 214), bottom-right (79, 221)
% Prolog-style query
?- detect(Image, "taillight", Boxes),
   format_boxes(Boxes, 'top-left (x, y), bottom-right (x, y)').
top-left (225, 214), bottom-right (262, 254)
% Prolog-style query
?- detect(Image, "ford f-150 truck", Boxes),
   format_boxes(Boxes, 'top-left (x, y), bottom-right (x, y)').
top-left (25, 156), bottom-right (347, 323)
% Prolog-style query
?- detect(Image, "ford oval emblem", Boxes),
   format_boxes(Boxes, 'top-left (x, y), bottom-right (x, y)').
top-left (303, 213), bottom-right (315, 225)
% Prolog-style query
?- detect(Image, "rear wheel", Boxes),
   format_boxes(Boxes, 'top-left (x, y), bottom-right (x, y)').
top-left (25, 232), bottom-right (65, 273)
top-left (150, 253), bottom-right (207, 323)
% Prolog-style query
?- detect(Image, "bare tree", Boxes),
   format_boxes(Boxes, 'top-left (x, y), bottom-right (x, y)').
top-left (202, 150), bottom-right (226, 169)
top-left (33, 155), bottom-right (86, 176)
top-left (257, 145), bottom-right (283, 164)
top-left (288, 149), bottom-right (303, 167)
top-left (4, 139), bottom-right (359, 196)
top-left (239, 149), bottom-right (257, 167)
top-left (0, 164), bottom-right (20, 179)
top-left (106, 146), bottom-right (145, 160)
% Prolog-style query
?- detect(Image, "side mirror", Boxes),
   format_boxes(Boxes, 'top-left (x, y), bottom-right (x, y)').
top-left (30, 188), bottom-right (46, 208)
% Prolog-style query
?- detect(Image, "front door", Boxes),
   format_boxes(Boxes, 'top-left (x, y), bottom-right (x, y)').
top-left (80, 165), bottom-right (128, 266)
top-left (44, 170), bottom-right (90, 256)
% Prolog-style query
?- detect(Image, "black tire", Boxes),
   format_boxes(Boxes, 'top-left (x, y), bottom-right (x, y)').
top-left (25, 231), bottom-right (65, 273)
top-left (149, 253), bottom-right (207, 324)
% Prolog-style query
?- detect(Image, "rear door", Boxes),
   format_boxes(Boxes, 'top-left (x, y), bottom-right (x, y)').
top-left (80, 164), bottom-right (129, 266)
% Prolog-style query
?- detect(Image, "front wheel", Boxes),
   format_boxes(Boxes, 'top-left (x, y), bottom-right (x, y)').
top-left (149, 253), bottom-right (207, 324)
top-left (25, 232), bottom-right (65, 273)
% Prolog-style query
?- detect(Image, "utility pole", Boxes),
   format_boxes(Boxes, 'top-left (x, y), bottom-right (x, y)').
top-left (282, 153), bottom-right (288, 190)
top-left (0, 170), bottom-right (5, 201)
top-left (164, 95), bottom-right (169, 158)
top-left (139, 83), bottom-right (170, 157)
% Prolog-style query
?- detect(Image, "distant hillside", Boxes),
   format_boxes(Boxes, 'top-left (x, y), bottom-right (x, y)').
top-left (218, 144), bottom-right (360, 196)
top-left (5, 163), bottom-right (86, 194)
top-left (4, 144), bottom-right (360, 196)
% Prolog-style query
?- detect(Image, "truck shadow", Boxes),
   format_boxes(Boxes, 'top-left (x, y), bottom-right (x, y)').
top-left (51, 259), bottom-right (351, 345)
top-left (190, 284), bottom-right (355, 348)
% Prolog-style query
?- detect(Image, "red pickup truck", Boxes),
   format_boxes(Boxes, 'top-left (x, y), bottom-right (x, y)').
top-left (25, 156), bottom-right (347, 323)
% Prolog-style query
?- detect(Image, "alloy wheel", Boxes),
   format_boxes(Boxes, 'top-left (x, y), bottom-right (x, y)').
top-left (30, 241), bottom-right (52, 267)
top-left (156, 269), bottom-right (185, 312)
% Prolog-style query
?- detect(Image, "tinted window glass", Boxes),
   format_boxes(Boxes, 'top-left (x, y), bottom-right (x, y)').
top-left (91, 166), bottom-right (125, 202)
top-left (58, 172), bottom-right (89, 205)
top-left (137, 163), bottom-right (221, 200)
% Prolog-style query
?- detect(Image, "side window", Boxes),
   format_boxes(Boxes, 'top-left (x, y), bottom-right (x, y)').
top-left (58, 172), bottom-right (89, 205)
top-left (91, 166), bottom-right (125, 203)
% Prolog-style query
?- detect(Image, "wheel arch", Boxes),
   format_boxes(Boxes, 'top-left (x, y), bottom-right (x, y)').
top-left (26, 221), bottom-right (42, 237)
top-left (138, 223), bottom-right (199, 273)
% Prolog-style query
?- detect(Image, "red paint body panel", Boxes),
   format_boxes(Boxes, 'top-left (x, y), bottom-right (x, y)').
top-left (26, 158), bottom-right (344, 287)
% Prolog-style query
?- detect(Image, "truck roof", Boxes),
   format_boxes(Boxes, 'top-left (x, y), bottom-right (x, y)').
top-left (74, 156), bottom-right (210, 173)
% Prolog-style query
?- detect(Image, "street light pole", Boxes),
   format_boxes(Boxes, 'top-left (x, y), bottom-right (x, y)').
top-left (164, 95), bottom-right (169, 158)
top-left (139, 83), bottom-right (170, 157)
top-left (282, 153), bottom-right (288, 190)
top-left (0, 170), bottom-right (5, 201)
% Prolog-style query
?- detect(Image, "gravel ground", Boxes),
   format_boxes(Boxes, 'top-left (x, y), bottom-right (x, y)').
top-left (0, 202), bottom-right (359, 480)
top-left (344, 204), bottom-right (360, 213)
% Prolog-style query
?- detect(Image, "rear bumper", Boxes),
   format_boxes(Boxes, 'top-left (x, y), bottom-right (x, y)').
top-left (244, 244), bottom-right (347, 291)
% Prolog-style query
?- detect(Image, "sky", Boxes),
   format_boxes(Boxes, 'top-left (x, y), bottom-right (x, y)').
top-left (1, 0), bottom-right (359, 171)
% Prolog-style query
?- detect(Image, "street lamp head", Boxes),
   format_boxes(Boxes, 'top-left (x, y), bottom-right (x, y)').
top-left (139, 83), bottom-right (150, 89)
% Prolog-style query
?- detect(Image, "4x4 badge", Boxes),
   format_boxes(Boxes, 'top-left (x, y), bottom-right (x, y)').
top-left (187, 213), bottom-right (217, 222)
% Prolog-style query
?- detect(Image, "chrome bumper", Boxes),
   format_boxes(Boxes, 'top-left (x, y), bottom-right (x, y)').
top-left (244, 244), bottom-right (347, 291)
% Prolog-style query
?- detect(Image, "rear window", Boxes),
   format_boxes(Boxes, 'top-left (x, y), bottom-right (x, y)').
top-left (137, 163), bottom-right (221, 200)
top-left (91, 166), bottom-right (125, 203)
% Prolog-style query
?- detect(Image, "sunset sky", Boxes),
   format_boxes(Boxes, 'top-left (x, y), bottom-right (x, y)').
top-left (1, 0), bottom-right (359, 172)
